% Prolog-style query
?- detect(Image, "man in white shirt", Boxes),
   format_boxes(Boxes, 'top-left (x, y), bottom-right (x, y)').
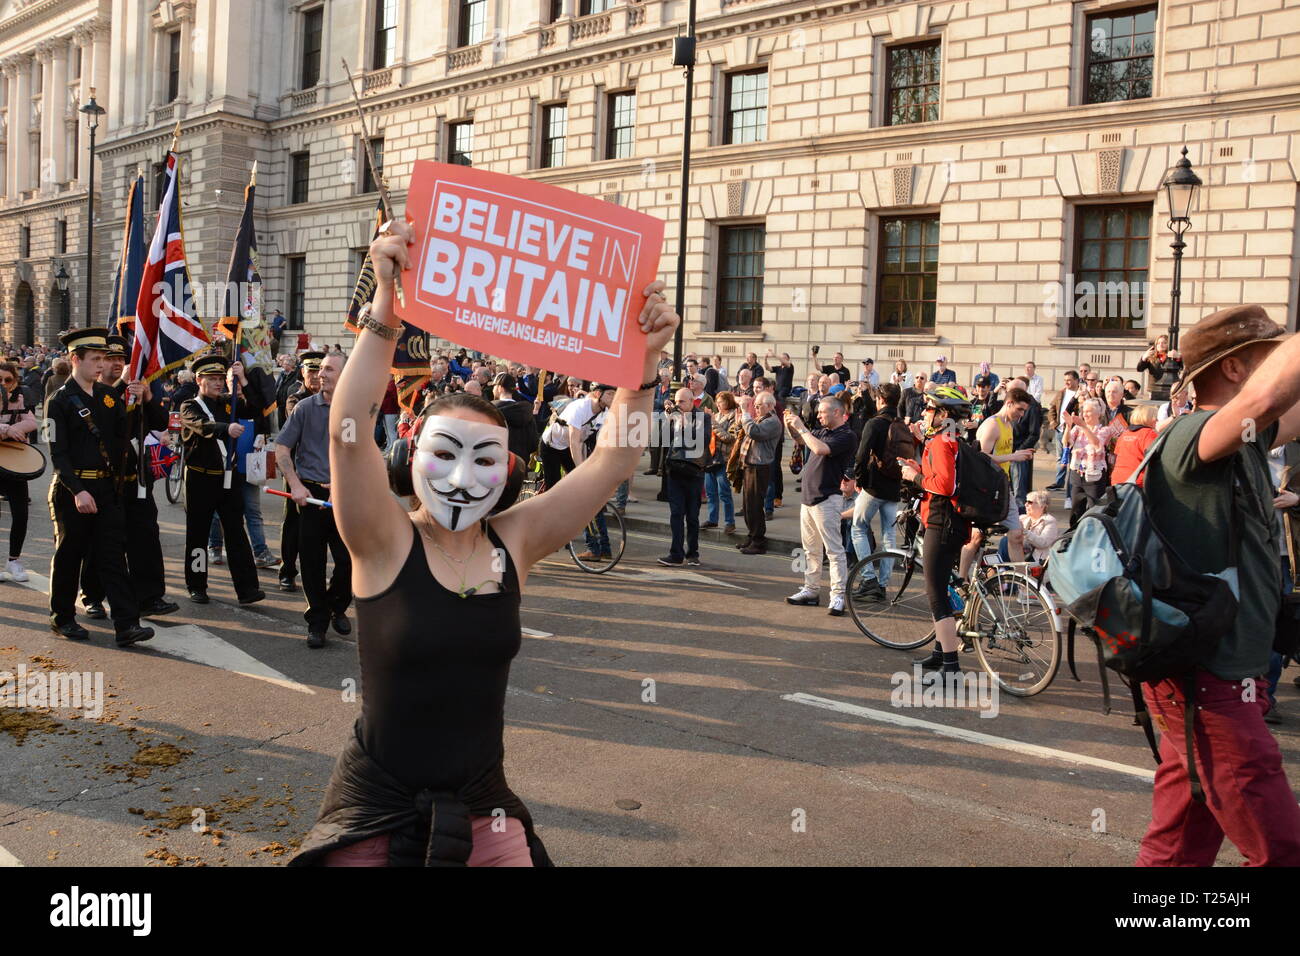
top-left (1023, 361), bottom-right (1045, 403)
top-left (539, 383), bottom-right (616, 559)
top-left (1046, 370), bottom-right (1079, 492)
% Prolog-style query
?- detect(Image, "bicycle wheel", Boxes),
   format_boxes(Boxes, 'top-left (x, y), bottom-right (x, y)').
top-left (165, 443), bottom-right (184, 505)
top-left (968, 569), bottom-right (1060, 697)
top-left (846, 550), bottom-right (936, 650)
top-left (566, 503), bottom-right (625, 573)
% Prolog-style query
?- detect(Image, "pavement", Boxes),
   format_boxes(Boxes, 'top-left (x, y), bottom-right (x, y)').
top-left (0, 442), bottom-right (1292, 868)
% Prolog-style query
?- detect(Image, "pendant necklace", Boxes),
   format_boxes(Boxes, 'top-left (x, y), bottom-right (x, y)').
top-left (424, 518), bottom-right (486, 598)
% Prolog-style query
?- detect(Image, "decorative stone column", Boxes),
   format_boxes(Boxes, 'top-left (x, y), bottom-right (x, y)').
top-left (10, 55), bottom-right (31, 195)
top-left (49, 39), bottom-right (68, 185)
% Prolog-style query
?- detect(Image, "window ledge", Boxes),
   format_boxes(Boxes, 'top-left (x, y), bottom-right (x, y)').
top-left (853, 332), bottom-right (941, 346)
top-left (1048, 335), bottom-right (1148, 347)
top-left (695, 331), bottom-right (767, 341)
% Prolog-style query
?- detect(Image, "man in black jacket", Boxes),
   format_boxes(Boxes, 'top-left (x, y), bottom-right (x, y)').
top-left (493, 373), bottom-right (539, 461)
top-left (849, 383), bottom-right (909, 598)
top-left (180, 353), bottom-right (265, 607)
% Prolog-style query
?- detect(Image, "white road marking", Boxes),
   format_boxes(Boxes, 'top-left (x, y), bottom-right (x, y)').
top-left (610, 568), bottom-right (747, 590)
top-left (4, 574), bottom-right (313, 695)
top-left (783, 692), bottom-right (1155, 783)
top-left (521, 627), bottom-right (553, 638)
top-left (0, 844), bottom-right (21, 867)
top-left (144, 624), bottom-right (315, 695)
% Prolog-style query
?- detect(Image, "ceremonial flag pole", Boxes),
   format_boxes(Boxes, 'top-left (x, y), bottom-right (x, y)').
top-left (219, 162), bottom-right (277, 420)
top-left (109, 168), bottom-right (146, 338)
top-left (130, 120), bottom-right (211, 387)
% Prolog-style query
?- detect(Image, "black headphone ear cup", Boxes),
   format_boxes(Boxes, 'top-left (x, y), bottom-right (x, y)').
top-left (492, 452), bottom-right (525, 515)
top-left (386, 436), bottom-right (414, 498)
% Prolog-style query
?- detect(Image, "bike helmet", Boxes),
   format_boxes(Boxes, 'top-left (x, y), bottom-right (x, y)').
top-left (924, 383), bottom-right (972, 417)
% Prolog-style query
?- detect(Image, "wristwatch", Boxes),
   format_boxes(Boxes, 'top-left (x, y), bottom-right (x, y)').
top-left (358, 312), bottom-right (401, 341)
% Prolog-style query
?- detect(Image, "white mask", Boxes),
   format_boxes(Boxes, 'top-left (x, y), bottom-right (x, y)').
top-left (411, 415), bottom-right (511, 531)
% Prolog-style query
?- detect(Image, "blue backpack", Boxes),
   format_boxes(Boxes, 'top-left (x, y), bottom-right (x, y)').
top-left (1045, 428), bottom-right (1249, 802)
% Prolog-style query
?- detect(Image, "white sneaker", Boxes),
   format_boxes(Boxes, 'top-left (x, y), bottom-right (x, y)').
top-left (785, 587), bottom-right (820, 606)
top-left (6, 559), bottom-right (28, 582)
top-left (828, 594), bottom-right (846, 617)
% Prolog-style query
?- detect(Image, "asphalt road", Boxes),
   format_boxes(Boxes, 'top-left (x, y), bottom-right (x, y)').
top-left (0, 463), bottom-right (1292, 867)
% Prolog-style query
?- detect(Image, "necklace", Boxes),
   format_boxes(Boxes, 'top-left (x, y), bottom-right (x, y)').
top-left (419, 516), bottom-right (487, 598)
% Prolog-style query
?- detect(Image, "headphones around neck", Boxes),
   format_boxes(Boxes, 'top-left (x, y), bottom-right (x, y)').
top-left (385, 414), bottom-right (525, 513)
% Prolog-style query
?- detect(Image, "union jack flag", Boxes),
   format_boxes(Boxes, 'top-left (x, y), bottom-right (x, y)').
top-left (130, 151), bottom-right (210, 384)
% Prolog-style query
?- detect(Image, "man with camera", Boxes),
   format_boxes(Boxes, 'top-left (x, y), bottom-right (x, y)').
top-left (657, 388), bottom-right (712, 567)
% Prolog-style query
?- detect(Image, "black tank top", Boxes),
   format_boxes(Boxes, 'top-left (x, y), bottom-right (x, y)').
top-left (355, 520), bottom-right (521, 793)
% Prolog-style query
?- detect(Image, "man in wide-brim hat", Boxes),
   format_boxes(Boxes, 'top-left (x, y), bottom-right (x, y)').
top-left (1136, 303), bottom-right (1300, 866)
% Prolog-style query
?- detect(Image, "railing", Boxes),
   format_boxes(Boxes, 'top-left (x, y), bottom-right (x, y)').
top-left (291, 89), bottom-right (318, 109)
top-left (540, 28), bottom-right (556, 49)
top-left (627, 1), bottom-right (645, 26)
top-left (572, 12), bottom-right (611, 39)
top-left (154, 104), bottom-right (174, 123)
top-left (363, 68), bottom-right (392, 93)
top-left (448, 45), bottom-right (483, 71)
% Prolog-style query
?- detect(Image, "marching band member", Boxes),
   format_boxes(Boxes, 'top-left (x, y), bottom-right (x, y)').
top-left (45, 328), bottom-right (153, 646)
top-left (0, 360), bottom-right (37, 581)
top-left (179, 352), bottom-right (265, 607)
top-left (78, 335), bottom-right (179, 619)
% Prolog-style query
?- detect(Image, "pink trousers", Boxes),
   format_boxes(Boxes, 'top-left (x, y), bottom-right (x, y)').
top-left (1137, 672), bottom-right (1300, 867)
top-left (323, 815), bottom-right (533, 867)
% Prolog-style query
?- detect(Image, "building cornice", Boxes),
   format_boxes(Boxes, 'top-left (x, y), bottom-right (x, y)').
top-left (0, 0), bottom-right (102, 42)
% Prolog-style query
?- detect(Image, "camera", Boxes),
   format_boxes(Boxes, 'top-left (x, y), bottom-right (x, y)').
top-left (811, 345), bottom-right (820, 355)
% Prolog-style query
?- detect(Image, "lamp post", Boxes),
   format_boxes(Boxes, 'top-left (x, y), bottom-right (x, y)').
top-left (669, 0), bottom-right (697, 387)
top-left (54, 262), bottom-right (70, 332)
top-left (1161, 146), bottom-right (1202, 353)
top-left (79, 88), bottom-right (106, 326)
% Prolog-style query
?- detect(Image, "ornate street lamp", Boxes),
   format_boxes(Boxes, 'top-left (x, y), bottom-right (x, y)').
top-left (669, 0), bottom-right (696, 386)
top-left (79, 88), bottom-right (107, 324)
top-left (1161, 146), bottom-right (1202, 352)
top-left (55, 262), bottom-right (70, 331)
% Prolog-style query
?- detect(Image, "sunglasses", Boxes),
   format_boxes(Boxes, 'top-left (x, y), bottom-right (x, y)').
top-left (0, 377), bottom-right (13, 386)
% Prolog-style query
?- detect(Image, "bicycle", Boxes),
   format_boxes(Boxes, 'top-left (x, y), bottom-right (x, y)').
top-left (845, 487), bottom-right (1061, 697)
top-left (164, 417), bottom-right (185, 506)
top-left (517, 455), bottom-right (627, 574)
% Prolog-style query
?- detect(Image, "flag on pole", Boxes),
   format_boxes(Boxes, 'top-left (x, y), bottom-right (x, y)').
top-left (130, 150), bottom-right (211, 384)
top-left (108, 172), bottom-right (146, 335)
top-left (219, 166), bottom-right (276, 417)
top-left (345, 198), bottom-right (430, 412)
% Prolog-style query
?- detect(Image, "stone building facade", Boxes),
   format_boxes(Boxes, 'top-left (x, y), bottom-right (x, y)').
top-left (0, 0), bottom-right (1297, 391)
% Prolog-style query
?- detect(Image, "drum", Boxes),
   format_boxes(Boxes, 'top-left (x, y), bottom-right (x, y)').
top-left (0, 440), bottom-right (46, 481)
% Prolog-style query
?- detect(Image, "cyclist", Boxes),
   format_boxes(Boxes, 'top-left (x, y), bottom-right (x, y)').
top-left (899, 384), bottom-right (972, 676)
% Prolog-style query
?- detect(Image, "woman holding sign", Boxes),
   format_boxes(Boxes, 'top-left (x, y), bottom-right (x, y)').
top-left (291, 217), bottom-right (678, 867)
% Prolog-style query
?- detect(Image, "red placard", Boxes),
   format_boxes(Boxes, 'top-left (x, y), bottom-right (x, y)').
top-left (398, 162), bottom-right (665, 388)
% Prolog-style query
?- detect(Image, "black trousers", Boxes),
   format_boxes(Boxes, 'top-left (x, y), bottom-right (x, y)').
top-left (184, 469), bottom-right (260, 599)
top-left (1070, 475), bottom-right (1109, 529)
top-left (742, 463), bottom-right (771, 546)
top-left (81, 480), bottom-right (166, 606)
top-left (299, 480), bottom-right (351, 631)
top-left (280, 488), bottom-right (300, 583)
top-left (540, 443), bottom-right (574, 491)
top-left (48, 479), bottom-right (138, 629)
top-left (0, 477), bottom-right (29, 560)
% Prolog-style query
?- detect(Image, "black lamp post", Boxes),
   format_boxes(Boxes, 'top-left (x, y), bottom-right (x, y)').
top-left (79, 88), bottom-right (106, 326)
top-left (54, 262), bottom-right (70, 332)
top-left (669, 0), bottom-right (696, 386)
top-left (1161, 146), bottom-right (1202, 352)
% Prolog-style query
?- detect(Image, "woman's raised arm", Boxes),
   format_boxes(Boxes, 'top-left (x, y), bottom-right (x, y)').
top-left (494, 283), bottom-right (679, 569)
top-left (328, 221), bottom-right (414, 568)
